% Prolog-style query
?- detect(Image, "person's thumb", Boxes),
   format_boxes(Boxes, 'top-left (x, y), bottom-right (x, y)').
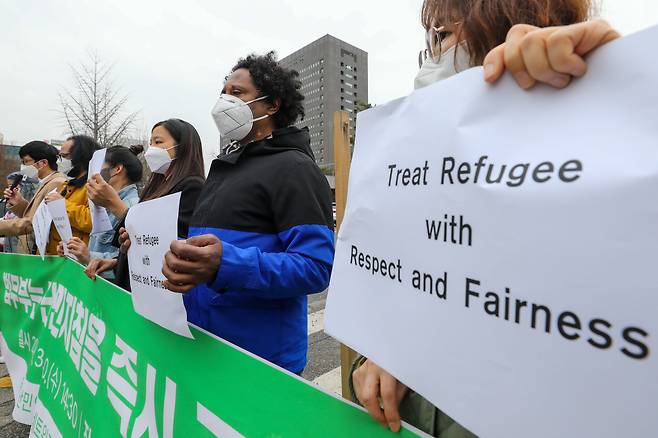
top-left (483, 43), bottom-right (505, 83)
top-left (184, 234), bottom-right (220, 248)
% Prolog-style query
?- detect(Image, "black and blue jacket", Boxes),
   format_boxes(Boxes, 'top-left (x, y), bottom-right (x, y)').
top-left (184, 126), bottom-right (335, 373)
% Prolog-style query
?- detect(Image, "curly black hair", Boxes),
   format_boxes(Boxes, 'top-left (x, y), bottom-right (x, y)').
top-left (231, 51), bottom-right (305, 128)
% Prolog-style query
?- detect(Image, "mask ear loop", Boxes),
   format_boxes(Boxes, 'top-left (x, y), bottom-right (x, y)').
top-left (251, 114), bottom-right (269, 123)
top-left (247, 96), bottom-right (272, 124)
top-left (244, 95), bottom-right (270, 105)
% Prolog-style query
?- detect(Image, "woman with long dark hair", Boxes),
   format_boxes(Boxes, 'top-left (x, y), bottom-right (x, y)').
top-left (44, 135), bottom-right (101, 254)
top-left (85, 119), bottom-right (205, 289)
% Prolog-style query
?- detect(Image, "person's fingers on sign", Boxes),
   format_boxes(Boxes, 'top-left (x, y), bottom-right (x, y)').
top-left (353, 359), bottom-right (408, 432)
top-left (85, 258), bottom-right (117, 281)
top-left (162, 234), bottom-right (223, 293)
top-left (87, 174), bottom-right (120, 209)
top-left (67, 237), bottom-right (90, 265)
top-left (56, 241), bottom-right (65, 257)
top-left (118, 227), bottom-right (131, 254)
top-left (483, 20), bottom-right (621, 89)
top-left (44, 191), bottom-right (63, 203)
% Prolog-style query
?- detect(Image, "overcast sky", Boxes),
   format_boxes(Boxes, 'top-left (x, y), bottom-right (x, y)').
top-left (1, 0), bottom-right (657, 151)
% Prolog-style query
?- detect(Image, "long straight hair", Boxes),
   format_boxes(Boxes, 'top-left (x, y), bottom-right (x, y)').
top-left (421, 0), bottom-right (592, 66)
top-left (140, 119), bottom-right (205, 201)
top-left (67, 135), bottom-right (102, 187)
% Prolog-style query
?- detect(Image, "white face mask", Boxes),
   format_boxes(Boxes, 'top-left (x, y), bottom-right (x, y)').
top-left (58, 158), bottom-right (73, 175)
top-left (20, 164), bottom-right (38, 179)
top-left (145, 145), bottom-right (177, 174)
top-left (211, 94), bottom-right (270, 144)
top-left (414, 43), bottom-right (472, 90)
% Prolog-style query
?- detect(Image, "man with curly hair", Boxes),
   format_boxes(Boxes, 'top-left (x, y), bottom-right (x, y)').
top-left (162, 52), bottom-right (334, 374)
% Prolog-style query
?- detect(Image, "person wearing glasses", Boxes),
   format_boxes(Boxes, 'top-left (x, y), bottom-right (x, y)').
top-left (43, 135), bottom-right (102, 255)
top-left (56, 145), bottom-right (144, 280)
top-left (0, 141), bottom-right (67, 254)
top-left (348, 0), bottom-right (620, 436)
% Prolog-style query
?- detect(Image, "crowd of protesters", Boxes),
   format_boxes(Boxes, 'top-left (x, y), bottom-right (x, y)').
top-left (0, 0), bottom-right (621, 434)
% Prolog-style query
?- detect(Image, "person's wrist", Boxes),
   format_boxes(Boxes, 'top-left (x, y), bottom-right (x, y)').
top-left (109, 198), bottom-right (128, 217)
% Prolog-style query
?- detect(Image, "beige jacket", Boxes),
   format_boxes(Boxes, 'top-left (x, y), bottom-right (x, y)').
top-left (0, 171), bottom-right (68, 254)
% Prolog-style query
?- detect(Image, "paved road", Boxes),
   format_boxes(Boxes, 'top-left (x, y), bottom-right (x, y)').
top-left (302, 291), bottom-right (343, 395)
top-left (0, 364), bottom-right (30, 438)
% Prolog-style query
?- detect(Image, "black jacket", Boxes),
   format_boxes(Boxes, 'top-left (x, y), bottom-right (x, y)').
top-left (183, 126), bottom-right (335, 373)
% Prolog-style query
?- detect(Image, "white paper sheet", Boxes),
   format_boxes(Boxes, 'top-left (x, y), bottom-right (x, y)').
top-left (46, 198), bottom-right (73, 258)
top-left (88, 148), bottom-right (106, 177)
top-left (124, 192), bottom-right (193, 338)
top-left (325, 25), bottom-right (658, 438)
top-left (87, 148), bottom-right (113, 234)
top-left (32, 200), bottom-right (52, 259)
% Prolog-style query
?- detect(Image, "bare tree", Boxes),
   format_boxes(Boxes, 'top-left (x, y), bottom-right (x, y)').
top-left (59, 51), bottom-right (138, 147)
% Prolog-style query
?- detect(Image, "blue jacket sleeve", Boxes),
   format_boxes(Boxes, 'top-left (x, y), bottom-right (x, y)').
top-left (208, 159), bottom-right (335, 298)
top-left (209, 224), bottom-right (334, 298)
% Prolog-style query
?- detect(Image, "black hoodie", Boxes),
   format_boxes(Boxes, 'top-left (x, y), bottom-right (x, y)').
top-left (183, 126), bottom-right (335, 373)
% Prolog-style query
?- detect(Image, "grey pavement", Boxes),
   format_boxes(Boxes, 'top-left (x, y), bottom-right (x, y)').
top-left (0, 363), bottom-right (30, 438)
top-left (302, 291), bottom-right (342, 394)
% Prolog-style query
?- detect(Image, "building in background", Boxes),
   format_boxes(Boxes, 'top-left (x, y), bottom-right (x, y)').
top-left (0, 144), bottom-right (22, 189)
top-left (280, 34), bottom-right (368, 173)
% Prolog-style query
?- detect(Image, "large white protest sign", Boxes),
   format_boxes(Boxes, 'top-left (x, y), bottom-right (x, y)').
top-left (125, 192), bottom-right (193, 338)
top-left (326, 26), bottom-right (658, 438)
top-left (32, 200), bottom-right (52, 259)
top-left (87, 148), bottom-right (113, 233)
top-left (46, 198), bottom-right (73, 258)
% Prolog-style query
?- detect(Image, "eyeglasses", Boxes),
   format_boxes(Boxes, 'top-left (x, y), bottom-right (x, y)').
top-left (418, 23), bottom-right (462, 68)
top-left (419, 25), bottom-right (448, 68)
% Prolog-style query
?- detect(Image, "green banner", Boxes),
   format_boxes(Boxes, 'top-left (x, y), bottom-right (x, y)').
top-left (0, 253), bottom-right (420, 437)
